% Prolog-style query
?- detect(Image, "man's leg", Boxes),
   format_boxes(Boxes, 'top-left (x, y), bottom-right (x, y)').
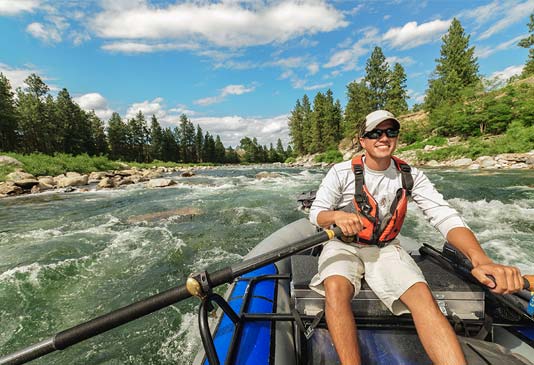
top-left (324, 275), bottom-right (361, 365)
top-left (400, 282), bottom-right (466, 365)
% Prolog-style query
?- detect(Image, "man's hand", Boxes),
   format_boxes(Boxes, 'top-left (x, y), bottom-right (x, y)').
top-left (333, 211), bottom-right (364, 236)
top-left (471, 263), bottom-right (524, 294)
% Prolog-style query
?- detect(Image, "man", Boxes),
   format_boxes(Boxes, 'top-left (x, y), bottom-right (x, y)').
top-left (308, 110), bottom-right (524, 365)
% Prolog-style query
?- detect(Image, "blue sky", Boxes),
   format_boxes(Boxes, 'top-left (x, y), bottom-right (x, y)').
top-left (1, 0), bottom-right (533, 147)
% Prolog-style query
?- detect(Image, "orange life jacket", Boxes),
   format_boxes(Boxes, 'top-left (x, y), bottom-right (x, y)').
top-left (341, 155), bottom-right (413, 247)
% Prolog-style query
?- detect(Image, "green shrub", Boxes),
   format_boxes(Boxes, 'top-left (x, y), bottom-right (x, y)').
top-left (397, 136), bottom-right (447, 152)
top-left (314, 150), bottom-right (343, 163)
top-left (285, 157), bottom-right (296, 164)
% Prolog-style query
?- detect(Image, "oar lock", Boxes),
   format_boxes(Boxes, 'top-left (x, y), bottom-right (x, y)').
top-left (186, 271), bottom-right (213, 299)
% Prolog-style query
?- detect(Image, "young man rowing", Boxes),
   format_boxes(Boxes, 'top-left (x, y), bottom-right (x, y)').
top-left (308, 110), bottom-right (524, 365)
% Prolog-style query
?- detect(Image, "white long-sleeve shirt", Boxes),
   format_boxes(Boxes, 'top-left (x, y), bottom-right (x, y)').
top-left (309, 158), bottom-right (467, 239)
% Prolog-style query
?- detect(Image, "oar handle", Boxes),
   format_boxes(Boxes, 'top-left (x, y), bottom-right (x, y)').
top-left (524, 275), bottom-right (534, 291)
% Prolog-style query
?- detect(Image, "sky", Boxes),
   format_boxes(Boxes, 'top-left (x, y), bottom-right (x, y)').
top-left (1, 0), bottom-right (533, 147)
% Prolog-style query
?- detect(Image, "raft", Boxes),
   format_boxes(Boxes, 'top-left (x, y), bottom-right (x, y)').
top-left (192, 218), bottom-right (534, 365)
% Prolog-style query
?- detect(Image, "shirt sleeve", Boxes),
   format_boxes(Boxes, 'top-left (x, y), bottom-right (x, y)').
top-left (309, 166), bottom-right (343, 227)
top-left (410, 168), bottom-right (468, 238)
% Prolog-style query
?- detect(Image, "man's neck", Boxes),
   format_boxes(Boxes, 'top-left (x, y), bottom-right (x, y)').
top-left (364, 155), bottom-right (392, 171)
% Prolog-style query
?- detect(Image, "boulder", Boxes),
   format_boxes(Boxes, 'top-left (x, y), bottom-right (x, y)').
top-left (56, 174), bottom-right (89, 188)
top-left (146, 178), bottom-right (176, 188)
top-left (116, 177), bottom-right (135, 186)
top-left (6, 170), bottom-right (35, 181)
top-left (426, 160), bottom-right (441, 167)
top-left (88, 172), bottom-right (109, 182)
top-left (13, 178), bottom-right (39, 189)
top-left (97, 177), bottom-right (115, 189)
top-left (144, 171), bottom-right (162, 179)
top-left (468, 164), bottom-right (480, 170)
top-left (479, 158), bottom-right (496, 168)
top-left (0, 156), bottom-right (23, 167)
top-left (37, 176), bottom-right (55, 191)
top-left (510, 163), bottom-right (528, 169)
top-left (495, 153), bottom-right (527, 163)
top-left (451, 158), bottom-right (473, 167)
top-left (66, 172), bottom-right (83, 178)
top-left (30, 185), bottom-right (40, 194)
top-left (256, 171), bottom-right (282, 179)
top-left (0, 182), bottom-right (23, 196)
top-left (181, 170), bottom-right (195, 177)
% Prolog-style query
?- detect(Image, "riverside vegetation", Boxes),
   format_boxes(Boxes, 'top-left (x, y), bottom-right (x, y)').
top-left (1, 16), bottom-right (534, 193)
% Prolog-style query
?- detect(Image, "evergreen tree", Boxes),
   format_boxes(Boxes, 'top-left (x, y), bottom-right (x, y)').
top-left (0, 73), bottom-right (18, 152)
top-left (149, 115), bottom-right (163, 161)
top-left (214, 135), bottom-right (225, 163)
top-left (268, 143), bottom-right (278, 162)
top-left (107, 112), bottom-right (128, 160)
top-left (179, 114), bottom-right (195, 162)
top-left (128, 111), bottom-right (150, 162)
top-left (161, 127), bottom-right (180, 162)
top-left (88, 111), bottom-right (108, 155)
top-left (301, 95), bottom-right (313, 153)
top-left (202, 132), bottom-right (216, 162)
top-left (275, 138), bottom-right (285, 161)
top-left (16, 74), bottom-right (50, 153)
top-left (239, 136), bottom-right (258, 163)
top-left (344, 80), bottom-right (372, 138)
top-left (310, 92), bottom-right (326, 153)
top-left (195, 124), bottom-right (204, 162)
top-left (426, 18), bottom-right (479, 110)
top-left (385, 63), bottom-right (409, 116)
top-left (288, 99), bottom-right (305, 155)
top-left (56, 88), bottom-right (94, 155)
top-left (321, 89), bottom-right (341, 150)
top-left (365, 47), bottom-right (390, 110)
top-left (225, 146), bottom-right (240, 164)
top-left (519, 13), bottom-right (534, 77)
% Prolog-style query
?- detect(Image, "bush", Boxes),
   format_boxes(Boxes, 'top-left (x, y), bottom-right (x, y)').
top-left (314, 150), bottom-right (343, 164)
top-left (285, 157), bottom-right (296, 164)
top-left (397, 136), bottom-right (447, 153)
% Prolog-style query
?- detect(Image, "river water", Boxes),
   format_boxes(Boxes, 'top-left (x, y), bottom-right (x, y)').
top-left (1, 166), bottom-right (533, 364)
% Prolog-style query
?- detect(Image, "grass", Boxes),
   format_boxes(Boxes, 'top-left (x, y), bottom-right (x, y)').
top-left (397, 136), bottom-right (447, 153)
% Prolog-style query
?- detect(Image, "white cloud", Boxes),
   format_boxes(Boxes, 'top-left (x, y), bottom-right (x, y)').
top-left (307, 62), bottom-right (319, 75)
top-left (407, 89), bottom-right (424, 104)
top-left (383, 19), bottom-right (451, 50)
top-left (74, 93), bottom-right (114, 121)
top-left (0, 0), bottom-right (40, 15)
top-left (102, 41), bottom-right (199, 53)
top-left (26, 22), bottom-right (62, 43)
top-left (386, 56), bottom-right (415, 66)
top-left (278, 69), bottom-right (332, 90)
top-left (458, 1), bottom-right (501, 29)
top-left (192, 114), bottom-right (290, 147)
top-left (0, 63), bottom-right (43, 90)
top-left (126, 97), bottom-right (167, 120)
top-left (324, 27), bottom-right (379, 71)
top-left (489, 64), bottom-right (524, 82)
top-left (477, 1), bottom-right (534, 40)
top-left (194, 84), bottom-right (256, 106)
top-left (475, 34), bottom-right (528, 58)
top-left (169, 104), bottom-right (197, 116)
top-left (92, 1), bottom-right (347, 49)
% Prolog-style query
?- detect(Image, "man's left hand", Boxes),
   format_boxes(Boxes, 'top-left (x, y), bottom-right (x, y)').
top-left (471, 263), bottom-right (524, 294)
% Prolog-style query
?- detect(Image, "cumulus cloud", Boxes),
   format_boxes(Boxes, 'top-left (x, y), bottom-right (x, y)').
top-left (383, 19), bottom-right (451, 50)
top-left (475, 34), bottom-right (527, 58)
top-left (26, 22), bottom-right (62, 43)
top-left (92, 1), bottom-right (347, 49)
top-left (192, 114), bottom-right (290, 147)
top-left (74, 93), bottom-right (114, 121)
top-left (102, 41), bottom-right (199, 53)
top-left (126, 97), bottom-right (167, 120)
top-left (324, 27), bottom-right (379, 71)
top-left (194, 84), bottom-right (256, 106)
top-left (307, 62), bottom-right (319, 75)
top-left (477, 1), bottom-right (534, 40)
top-left (0, 0), bottom-right (40, 15)
top-left (488, 65), bottom-right (524, 82)
top-left (407, 89), bottom-right (425, 104)
top-left (0, 63), bottom-right (44, 90)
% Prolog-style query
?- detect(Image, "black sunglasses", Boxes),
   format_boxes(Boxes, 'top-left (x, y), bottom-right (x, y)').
top-left (363, 128), bottom-right (400, 139)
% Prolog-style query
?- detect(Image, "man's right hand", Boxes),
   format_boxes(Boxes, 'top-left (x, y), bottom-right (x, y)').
top-left (333, 211), bottom-right (364, 236)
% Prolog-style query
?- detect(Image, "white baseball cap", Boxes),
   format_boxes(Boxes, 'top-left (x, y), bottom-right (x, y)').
top-left (363, 110), bottom-right (400, 132)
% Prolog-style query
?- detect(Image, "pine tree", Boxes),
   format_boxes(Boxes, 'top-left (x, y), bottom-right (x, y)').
top-left (344, 80), bottom-right (372, 138)
top-left (385, 63), bottom-right (409, 116)
top-left (301, 95), bottom-right (313, 154)
top-left (0, 73), bottom-right (18, 152)
top-left (179, 114), bottom-right (195, 162)
top-left (149, 115), bottom-right (163, 161)
top-left (288, 99), bottom-right (305, 155)
top-left (426, 18), bottom-right (479, 110)
top-left (107, 112), bottom-right (128, 160)
top-left (214, 135), bottom-right (225, 163)
top-left (276, 138), bottom-right (285, 162)
top-left (321, 89), bottom-right (341, 150)
top-left (519, 13), bottom-right (534, 77)
top-left (310, 92), bottom-right (326, 153)
top-left (88, 111), bottom-right (108, 155)
top-left (365, 47), bottom-right (390, 110)
top-left (57, 88), bottom-right (94, 155)
top-left (195, 124), bottom-right (204, 162)
top-left (127, 111), bottom-right (150, 162)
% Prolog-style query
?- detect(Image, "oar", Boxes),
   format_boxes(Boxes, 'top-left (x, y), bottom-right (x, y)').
top-left (0, 227), bottom-right (341, 365)
top-left (420, 244), bottom-right (534, 321)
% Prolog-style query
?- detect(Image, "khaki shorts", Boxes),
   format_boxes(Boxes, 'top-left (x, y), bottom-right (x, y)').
top-left (309, 239), bottom-right (427, 316)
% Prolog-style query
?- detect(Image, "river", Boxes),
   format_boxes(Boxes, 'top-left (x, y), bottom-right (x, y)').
top-left (1, 166), bottom-right (533, 364)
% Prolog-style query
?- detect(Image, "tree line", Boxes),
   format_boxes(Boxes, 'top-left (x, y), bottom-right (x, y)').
top-left (0, 73), bottom-right (291, 164)
top-left (288, 14), bottom-right (534, 156)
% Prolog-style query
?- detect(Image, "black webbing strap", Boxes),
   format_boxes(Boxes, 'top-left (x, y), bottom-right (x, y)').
top-left (291, 307), bottom-right (324, 340)
top-left (398, 162), bottom-right (413, 196)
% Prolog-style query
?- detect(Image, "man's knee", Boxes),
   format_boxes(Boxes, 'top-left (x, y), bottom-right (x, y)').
top-left (324, 275), bottom-right (355, 305)
top-left (400, 282), bottom-right (437, 311)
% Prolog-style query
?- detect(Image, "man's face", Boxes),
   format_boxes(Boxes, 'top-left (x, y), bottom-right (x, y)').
top-left (359, 120), bottom-right (399, 159)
